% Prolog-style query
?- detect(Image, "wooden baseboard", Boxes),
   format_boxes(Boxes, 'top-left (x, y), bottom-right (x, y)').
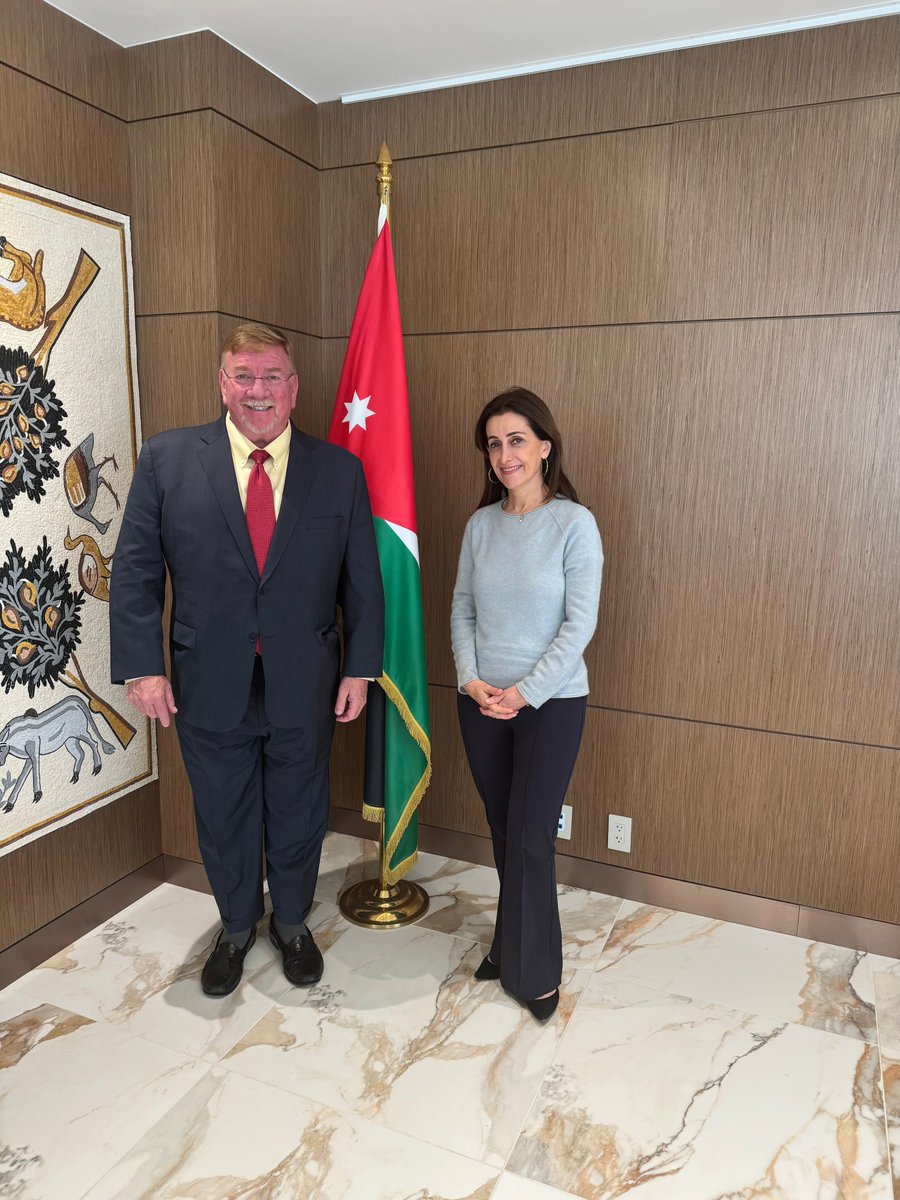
top-left (162, 854), bottom-right (213, 894)
top-left (328, 807), bottom-right (900, 957)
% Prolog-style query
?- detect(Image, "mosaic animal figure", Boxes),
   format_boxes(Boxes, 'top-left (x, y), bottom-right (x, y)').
top-left (0, 236), bottom-right (46, 331)
top-left (64, 528), bottom-right (113, 602)
top-left (63, 433), bottom-right (120, 535)
top-left (0, 695), bottom-right (115, 813)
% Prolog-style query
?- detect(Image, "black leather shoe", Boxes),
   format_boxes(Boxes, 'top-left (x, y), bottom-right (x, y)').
top-left (526, 989), bottom-right (560, 1022)
top-left (474, 954), bottom-right (501, 981)
top-left (269, 919), bottom-right (324, 987)
top-left (201, 927), bottom-right (256, 997)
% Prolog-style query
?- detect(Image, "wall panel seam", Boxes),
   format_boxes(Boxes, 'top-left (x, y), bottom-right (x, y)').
top-left (127, 107), bottom-right (320, 170)
top-left (0, 63), bottom-right (322, 170)
top-left (323, 310), bottom-right (900, 341)
top-left (136, 311), bottom-right (327, 340)
top-left (321, 89), bottom-right (900, 170)
top-left (428, 682), bottom-right (900, 752)
top-left (586, 706), bottom-right (900, 754)
top-left (0, 57), bottom-right (126, 121)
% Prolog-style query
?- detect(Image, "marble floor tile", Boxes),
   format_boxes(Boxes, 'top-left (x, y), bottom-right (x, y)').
top-left (314, 830), bottom-right (381, 905)
top-left (880, 1052), bottom-right (900, 1199)
top-left (15, 882), bottom-right (293, 1062)
top-left (316, 833), bottom-right (622, 968)
top-left (408, 854), bottom-right (501, 944)
top-left (555, 887), bottom-right (625, 966)
top-left (8, 825), bottom-right (894, 1200)
top-left (492, 1174), bottom-right (587, 1200)
top-left (597, 900), bottom-right (877, 1042)
top-left (83, 1065), bottom-right (500, 1200)
top-left (872, 955), bottom-right (900, 1059)
top-left (409, 852), bottom-right (623, 967)
top-left (508, 974), bottom-right (891, 1200)
top-left (219, 903), bottom-right (591, 1168)
top-left (0, 988), bottom-right (209, 1200)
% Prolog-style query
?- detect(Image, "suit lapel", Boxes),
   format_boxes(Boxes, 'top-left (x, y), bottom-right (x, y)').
top-left (197, 418), bottom-right (259, 580)
top-left (262, 425), bottom-right (319, 583)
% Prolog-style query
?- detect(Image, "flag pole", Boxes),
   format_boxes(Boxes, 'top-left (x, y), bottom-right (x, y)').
top-left (338, 145), bottom-right (429, 929)
top-left (377, 142), bottom-right (392, 225)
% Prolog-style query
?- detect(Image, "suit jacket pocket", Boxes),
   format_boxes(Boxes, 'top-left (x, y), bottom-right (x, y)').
top-left (307, 517), bottom-right (342, 530)
top-left (172, 619), bottom-right (198, 649)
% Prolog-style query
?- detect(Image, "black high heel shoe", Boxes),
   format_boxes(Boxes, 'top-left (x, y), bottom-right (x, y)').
top-left (474, 954), bottom-right (501, 980)
top-left (526, 989), bottom-right (559, 1021)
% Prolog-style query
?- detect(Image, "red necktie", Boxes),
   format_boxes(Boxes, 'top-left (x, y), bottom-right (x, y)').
top-left (246, 449), bottom-right (275, 571)
top-left (246, 449), bottom-right (275, 652)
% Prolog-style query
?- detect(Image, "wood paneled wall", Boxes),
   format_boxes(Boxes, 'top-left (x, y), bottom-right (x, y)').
top-left (3, 0), bottom-right (899, 949)
top-left (0, 1), bottom-right (150, 949)
top-left (323, 14), bottom-right (900, 925)
top-left (320, 18), bottom-right (900, 165)
top-left (0, 0), bottom-right (320, 950)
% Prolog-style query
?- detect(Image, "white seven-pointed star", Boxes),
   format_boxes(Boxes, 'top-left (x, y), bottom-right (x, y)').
top-left (343, 390), bottom-right (376, 432)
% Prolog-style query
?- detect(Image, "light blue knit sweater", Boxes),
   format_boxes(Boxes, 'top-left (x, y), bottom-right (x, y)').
top-left (450, 498), bottom-right (603, 708)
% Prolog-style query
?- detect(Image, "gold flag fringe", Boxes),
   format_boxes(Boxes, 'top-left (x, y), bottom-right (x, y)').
top-left (361, 670), bottom-right (432, 885)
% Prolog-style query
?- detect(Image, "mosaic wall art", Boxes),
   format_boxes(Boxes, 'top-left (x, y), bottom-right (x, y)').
top-left (0, 172), bottom-right (156, 856)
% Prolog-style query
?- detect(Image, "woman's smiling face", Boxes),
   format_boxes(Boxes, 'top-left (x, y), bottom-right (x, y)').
top-left (485, 411), bottom-right (550, 503)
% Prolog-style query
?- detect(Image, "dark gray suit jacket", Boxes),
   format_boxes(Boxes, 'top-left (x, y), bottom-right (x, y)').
top-left (110, 417), bottom-right (384, 732)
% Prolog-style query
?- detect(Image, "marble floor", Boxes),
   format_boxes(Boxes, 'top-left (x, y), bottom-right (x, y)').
top-left (2, 831), bottom-right (900, 1199)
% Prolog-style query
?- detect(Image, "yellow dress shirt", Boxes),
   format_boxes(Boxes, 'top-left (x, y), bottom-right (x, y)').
top-left (225, 415), bottom-right (372, 681)
top-left (225, 413), bottom-right (292, 517)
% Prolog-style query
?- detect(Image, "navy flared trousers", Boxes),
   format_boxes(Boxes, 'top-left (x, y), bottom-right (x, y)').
top-left (457, 691), bottom-right (587, 1002)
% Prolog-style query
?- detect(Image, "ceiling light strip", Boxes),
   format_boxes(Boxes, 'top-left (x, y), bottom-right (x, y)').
top-left (340, 3), bottom-right (900, 104)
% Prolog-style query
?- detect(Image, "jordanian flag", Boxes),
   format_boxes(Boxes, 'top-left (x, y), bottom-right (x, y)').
top-left (328, 212), bottom-right (431, 883)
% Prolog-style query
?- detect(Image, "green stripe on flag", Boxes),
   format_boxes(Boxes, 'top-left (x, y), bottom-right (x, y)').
top-left (365, 518), bottom-right (431, 881)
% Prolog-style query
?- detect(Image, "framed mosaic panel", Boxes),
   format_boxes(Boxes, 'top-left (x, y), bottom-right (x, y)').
top-left (0, 172), bottom-right (156, 856)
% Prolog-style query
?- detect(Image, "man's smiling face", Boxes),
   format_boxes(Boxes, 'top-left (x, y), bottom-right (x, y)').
top-left (220, 344), bottom-right (298, 447)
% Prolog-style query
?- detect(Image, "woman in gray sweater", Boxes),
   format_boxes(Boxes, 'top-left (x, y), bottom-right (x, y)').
top-left (451, 387), bottom-right (603, 1021)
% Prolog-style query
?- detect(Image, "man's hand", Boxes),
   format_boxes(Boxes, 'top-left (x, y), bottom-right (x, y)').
top-left (335, 676), bottom-right (369, 723)
top-left (126, 675), bottom-right (178, 728)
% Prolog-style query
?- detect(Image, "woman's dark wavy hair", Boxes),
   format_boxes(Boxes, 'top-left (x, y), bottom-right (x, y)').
top-left (474, 387), bottom-right (580, 510)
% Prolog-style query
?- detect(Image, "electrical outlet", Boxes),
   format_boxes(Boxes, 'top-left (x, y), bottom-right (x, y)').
top-left (557, 804), bottom-right (572, 840)
top-left (608, 814), bottom-right (632, 853)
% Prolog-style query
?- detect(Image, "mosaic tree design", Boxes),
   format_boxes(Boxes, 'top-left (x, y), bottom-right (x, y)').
top-left (0, 536), bottom-right (82, 695)
top-left (0, 537), bottom-right (134, 745)
top-left (0, 347), bottom-right (68, 517)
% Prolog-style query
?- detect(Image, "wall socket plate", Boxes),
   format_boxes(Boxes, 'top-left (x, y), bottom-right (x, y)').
top-left (608, 814), bottom-right (632, 853)
top-left (557, 804), bottom-right (573, 840)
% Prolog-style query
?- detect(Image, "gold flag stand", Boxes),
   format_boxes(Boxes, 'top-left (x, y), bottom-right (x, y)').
top-left (338, 144), bottom-right (429, 930)
top-left (338, 826), bottom-right (430, 927)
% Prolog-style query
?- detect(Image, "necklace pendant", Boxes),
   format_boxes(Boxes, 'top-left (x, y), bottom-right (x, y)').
top-left (519, 510), bottom-right (524, 524)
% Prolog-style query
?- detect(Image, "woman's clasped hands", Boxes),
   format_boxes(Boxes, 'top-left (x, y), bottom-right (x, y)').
top-left (463, 679), bottom-right (528, 719)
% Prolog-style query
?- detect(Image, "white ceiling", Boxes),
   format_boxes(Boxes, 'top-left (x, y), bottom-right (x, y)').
top-left (47, 0), bottom-right (900, 104)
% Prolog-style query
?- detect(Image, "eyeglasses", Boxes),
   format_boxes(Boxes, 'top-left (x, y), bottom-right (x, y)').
top-left (222, 370), bottom-right (295, 389)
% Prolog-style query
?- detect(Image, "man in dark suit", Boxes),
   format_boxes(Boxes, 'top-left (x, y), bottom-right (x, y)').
top-left (110, 323), bottom-right (384, 996)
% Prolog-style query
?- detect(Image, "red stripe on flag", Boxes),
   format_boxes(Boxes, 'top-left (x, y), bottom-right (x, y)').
top-left (327, 224), bottom-right (418, 534)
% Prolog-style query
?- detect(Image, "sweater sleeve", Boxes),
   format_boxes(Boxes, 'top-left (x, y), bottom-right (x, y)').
top-left (450, 520), bottom-right (479, 691)
top-left (516, 512), bottom-right (603, 708)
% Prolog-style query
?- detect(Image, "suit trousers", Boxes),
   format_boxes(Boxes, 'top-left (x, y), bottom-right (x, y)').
top-left (176, 657), bottom-right (334, 933)
top-left (457, 692), bottom-right (587, 1002)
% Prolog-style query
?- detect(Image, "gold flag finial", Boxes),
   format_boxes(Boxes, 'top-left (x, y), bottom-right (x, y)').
top-left (377, 143), bottom-right (392, 227)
